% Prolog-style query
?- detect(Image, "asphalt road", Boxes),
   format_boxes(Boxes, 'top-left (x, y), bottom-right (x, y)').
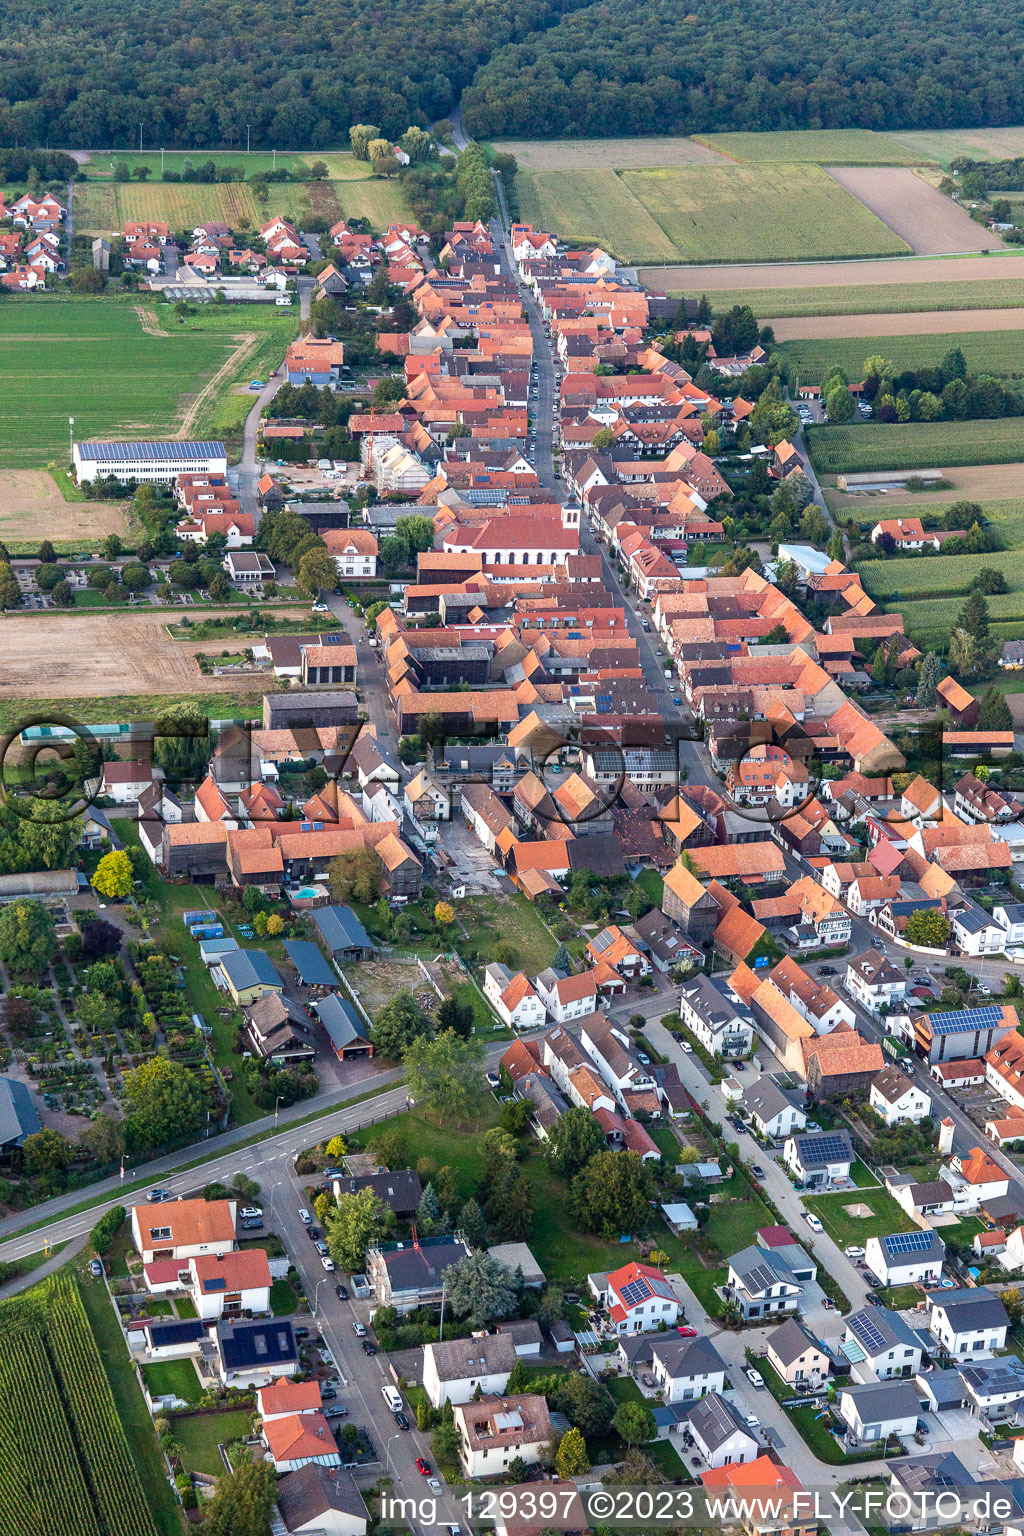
top-left (238, 371), bottom-right (286, 520)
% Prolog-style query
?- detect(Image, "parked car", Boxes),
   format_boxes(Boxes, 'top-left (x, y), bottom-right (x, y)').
top-left (239, 1206), bottom-right (262, 1221)
top-left (681, 1042), bottom-right (693, 1054)
top-left (335, 1284), bottom-right (348, 1300)
top-left (817, 966), bottom-right (837, 977)
top-left (428, 1478), bottom-right (442, 1493)
top-left (805, 1213), bottom-right (824, 1234)
top-left (866, 1293), bottom-right (882, 1307)
top-left (745, 1368), bottom-right (765, 1389)
top-left (299, 1208), bottom-right (312, 1224)
top-left (845, 1245), bottom-right (865, 1258)
top-left (751, 1164), bottom-right (766, 1178)
top-left (321, 1255), bottom-right (335, 1272)
top-left (361, 1339), bottom-right (377, 1355)
top-left (88, 1259), bottom-right (103, 1279)
top-left (416, 1458), bottom-right (431, 1476)
top-left (395, 1411), bottom-right (410, 1430)
top-left (353, 1320), bottom-right (366, 1336)
top-left (677, 1325), bottom-right (697, 1338)
top-left (314, 1240), bottom-right (328, 1256)
top-left (295, 1326), bottom-right (310, 1339)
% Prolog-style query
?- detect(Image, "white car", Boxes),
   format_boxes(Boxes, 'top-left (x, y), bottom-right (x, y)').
top-left (745, 1368), bottom-right (764, 1389)
top-left (681, 1042), bottom-right (694, 1054)
top-left (805, 1213), bottom-right (824, 1234)
top-left (299, 1208), bottom-right (312, 1224)
top-left (321, 1255), bottom-right (336, 1272)
top-left (844, 1245), bottom-right (865, 1258)
top-left (428, 1478), bottom-right (442, 1493)
top-left (745, 1415), bottom-right (760, 1430)
top-left (353, 1320), bottom-right (367, 1336)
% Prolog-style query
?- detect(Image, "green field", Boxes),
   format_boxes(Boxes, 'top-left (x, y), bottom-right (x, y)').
top-left (887, 126), bottom-right (1024, 169)
top-left (141, 1358), bottom-right (202, 1405)
top-left (517, 168), bottom-right (678, 263)
top-left (694, 129), bottom-right (927, 165)
top-left (518, 162), bottom-right (908, 264)
top-left (74, 166), bottom-right (408, 237)
top-left (0, 298), bottom-right (297, 468)
top-left (808, 417), bottom-right (1024, 475)
top-left (661, 277), bottom-right (1024, 318)
top-left (857, 499), bottom-right (1024, 606)
top-left (83, 149), bottom-right (372, 179)
top-left (779, 330), bottom-right (1024, 383)
top-left (804, 1185), bottom-right (917, 1245)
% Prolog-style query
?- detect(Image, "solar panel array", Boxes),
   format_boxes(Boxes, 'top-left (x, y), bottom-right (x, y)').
top-left (883, 1229), bottom-right (939, 1256)
top-left (76, 440), bottom-right (226, 461)
top-left (799, 1132), bottom-right (851, 1163)
top-left (927, 1006), bottom-right (1004, 1034)
top-left (619, 1275), bottom-right (654, 1307)
top-left (849, 1311), bottom-right (891, 1354)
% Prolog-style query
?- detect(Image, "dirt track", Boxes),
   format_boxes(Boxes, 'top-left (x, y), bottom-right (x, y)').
top-left (0, 472), bottom-right (129, 542)
top-left (769, 308), bottom-right (1024, 340)
top-left (638, 254), bottom-right (1024, 290)
top-left (827, 462), bottom-right (1024, 509)
top-left (825, 167), bottom-right (1004, 255)
top-left (0, 610), bottom-right (265, 698)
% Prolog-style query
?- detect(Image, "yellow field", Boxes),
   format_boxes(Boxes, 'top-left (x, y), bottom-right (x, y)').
top-left (693, 129), bottom-right (926, 164)
top-left (517, 169), bottom-right (678, 263)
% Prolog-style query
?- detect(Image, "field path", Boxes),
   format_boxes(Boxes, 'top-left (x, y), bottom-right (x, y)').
top-left (769, 308), bottom-right (1024, 339)
top-left (825, 167), bottom-right (1004, 254)
top-left (176, 333), bottom-right (258, 438)
top-left (133, 303), bottom-right (168, 337)
top-left (639, 253), bottom-right (1024, 290)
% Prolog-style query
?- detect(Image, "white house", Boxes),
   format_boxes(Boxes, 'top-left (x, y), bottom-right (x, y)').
top-left (453, 1394), bottom-right (552, 1478)
top-left (765, 1318), bottom-right (831, 1388)
top-left (534, 968), bottom-right (598, 1023)
top-left (844, 951), bottom-right (908, 1016)
top-left (580, 1012), bottom-right (658, 1107)
top-left (422, 1334), bottom-right (515, 1408)
top-left (950, 903), bottom-right (1008, 958)
top-left (841, 1306), bottom-right (922, 1380)
top-left (133, 1199), bottom-right (237, 1268)
top-left (740, 1077), bottom-right (806, 1141)
top-left (940, 1146), bottom-right (1009, 1213)
top-left (725, 1245), bottom-right (802, 1322)
top-left (994, 904), bottom-right (1024, 947)
top-left (263, 1411), bottom-right (342, 1472)
top-left (324, 529), bottom-right (378, 578)
top-left (864, 1229), bottom-right (945, 1289)
top-left (101, 760), bottom-right (155, 804)
top-left (783, 1130), bottom-right (854, 1189)
top-left (926, 1287), bottom-right (1009, 1359)
top-left (74, 439), bottom-right (227, 484)
top-left (588, 1261), bottom-right (682, 1334)
top-left (869, 1067), bottom-right (932, 1126)
top-left (403, 769), bottom-right (451, 831)
top-left (960, 1358), bottom-right (1024, 1421)
top-left (678, 974), bottom-right (754, 1058)
top-left (648, 1335), bottom-right (727, 1403)
top-left (189, 1249), bottom-right (272, 1321)
top-left (483, 965), bottom-right (547, 1031)
top-left (684, 1393), bottom-right (760, 1469)
top-left (838, 1381), bottom-right (919, 1445)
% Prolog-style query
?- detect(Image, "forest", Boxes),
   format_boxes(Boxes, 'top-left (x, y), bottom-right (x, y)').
top-left (3, 0), bottom-right (1024, 146)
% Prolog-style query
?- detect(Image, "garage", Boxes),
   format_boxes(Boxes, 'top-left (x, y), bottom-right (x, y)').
top-left (314, 993), bottom-right (374, 1059)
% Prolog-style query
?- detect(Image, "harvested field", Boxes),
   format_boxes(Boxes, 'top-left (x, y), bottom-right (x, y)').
top-left (663, 279), bottom-right (1024, 319)
top-left (770, 308), bottom-right (1024, 340)
top-left (331, 177), bottom-right (413, 229)
top-left (0, 610), bottom-right (271, 699)
top-left (0, 472), bottom-right (130, 544)
top-left (75, 180), bottom-right (260, 234)
top-left (638, 252), bottom-right (1024, 292)
top-left (693, 129), bottom-right (925, 164)
top-left (825, 167), bottom-right (1003, 255)
top-left (828, 463), bottom-right (1024, 510)
top-left (496, 136), bottom-right (724, 168)
top-left (621, 164), bottom-right (908, 262)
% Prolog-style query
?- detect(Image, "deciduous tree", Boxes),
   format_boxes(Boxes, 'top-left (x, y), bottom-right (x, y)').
top-left (91, 849), bottom-right (134, 900)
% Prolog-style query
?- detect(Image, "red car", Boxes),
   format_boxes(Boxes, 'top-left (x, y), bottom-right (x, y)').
top-left (677, 1325), bottom-right (698, 1338)
top-left (416, 1458), bottom-right (431, 1476)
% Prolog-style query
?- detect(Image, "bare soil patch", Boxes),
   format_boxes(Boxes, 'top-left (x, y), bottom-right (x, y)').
top-left (825, 168), bottom-right (1004, 255)
top-left (638, 254), bottom-right (1024, 291)
top-left (0, 472), bottom-right (129, 542)
top-left (828, 462), bottom-right (1024, 509)
top-left (769, 308), bottom-right (1024, 340)
top-left (0, 610), bottom-right (264, 698)
top-left (842, 1202), bottom-right (873, 1218)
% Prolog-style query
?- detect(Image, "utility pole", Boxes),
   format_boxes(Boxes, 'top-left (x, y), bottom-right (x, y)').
top-left (139, 124), bottom-right (143, 152)
top-left (161, 148), bottom-right (165, 175)
top-left (68, 417), bottom-right (74, 466)
top-left (247, 125), bottom-right (251, 155)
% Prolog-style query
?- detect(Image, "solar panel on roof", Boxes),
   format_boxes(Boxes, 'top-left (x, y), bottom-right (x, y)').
top-left (850, 1313), bottom-right (889, 1354)
top-left (927, 1006), bottom-right (1002, 1033)
top-left (205, 1277), bottom-right (227, 1290)
top-left (800, 1132), bottom-right (851, 1162)
top-left (884, 1229), bottom-right (938, 1256)
top-left (620, 1276), bottom-right (654, 1307)
top-left (76, 440), bottom-right (225, 461)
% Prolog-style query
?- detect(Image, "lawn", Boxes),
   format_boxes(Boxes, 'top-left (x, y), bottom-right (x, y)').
top-left (804, 1185), bottom-right (917, 1246)
top-left (779, 330), bottom-right (1024, 383)
top-left (141, 1358), bottom-right (202, 1405)
top-left (619, 164), bottom-right (909, 263)
top-left (459, 893), bottom-right (557, 977)
top-left (79, 1275), bottom-right (184, 1536)
top-left (270, 1277), bottom-right (298, 1315)
top-left (668, 277), bottom-right (1024, 319)
top-left (348, 1104), bottom-right (501, 1200)
top-left (636, 868), bottom-right (664, 905)
top-left (693, 130), bottom-right (928, 165)
top-left (84, 149), bottom-right (373, 179)
top-left (0, 298), bottom-right (297, 469)
top-left (171, 1409), bottom-right (252, 1477)
top-left (752, 1354), bottom-right (886, 1464)
top-left (809, 417), bottom-right (1024, 475)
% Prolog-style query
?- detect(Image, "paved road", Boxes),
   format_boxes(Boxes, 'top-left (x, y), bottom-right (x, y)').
top-left (238, 371), bottom-right (286, 520)
top-left (298, 273), bottom-right (315, 321)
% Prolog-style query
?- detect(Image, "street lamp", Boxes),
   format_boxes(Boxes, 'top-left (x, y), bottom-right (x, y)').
top-left (385, 1431), bottom-right (402, 1478)
top-left (275, 1094), bottom-right (283, 1128)
top-left (314, 1278), bottom-right (327, 1313)
top-left (119, 1154), bottom-right (126, 1184)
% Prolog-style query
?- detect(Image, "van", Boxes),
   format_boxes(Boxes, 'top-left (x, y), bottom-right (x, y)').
top-left (381, 1384), bottom-right (403, 1412)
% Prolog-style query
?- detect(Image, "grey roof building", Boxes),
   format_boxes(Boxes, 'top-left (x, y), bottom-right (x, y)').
top-left (766, 1317), bottom-right (824, 1370)
top-left (218, 947), bottom-right (283, 994)
top-left (649, 1333), bottom-right (726, 1379)
top-left (843, 1305), bottom-right (922, 1376)
top-left (0, 1075), bottom-right (40, 1149)
top-left (314, 994), bottom-right (372, 1057)
top-left (425, 1333), bottom-right (516, 1385)
top-left (331, 1169), bottom-right (422, 1215)
top-left (276, 1463), bottom-right (368, 1535)
top-left (311, 904), bottom-right (373, 959)
top-left (684, 1392), bottom-right (757, 1455)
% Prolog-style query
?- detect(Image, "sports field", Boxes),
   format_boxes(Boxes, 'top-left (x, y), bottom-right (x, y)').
top-left (519, 163), bottom-right (909, 263)
top-left (809, 417), bottom-right (1024, 475)
top-left (0, 299), bottom-right (296, 468)
top-left (778, 328), bottom-right (1024, 381)
top-left (693, 129), bottom-right (926, 164)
